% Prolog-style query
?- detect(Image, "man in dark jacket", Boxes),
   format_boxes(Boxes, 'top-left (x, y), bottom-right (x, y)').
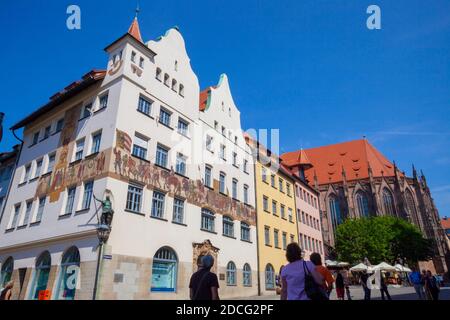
top-left (189, 255), bottom-right (220, 300)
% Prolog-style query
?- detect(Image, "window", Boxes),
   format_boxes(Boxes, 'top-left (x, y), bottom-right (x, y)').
top-left (232, 152), bottom-right (238, 167)
top-left (241, 222), bottom-right (250, 241)
top-left (280, 205), bottom-right (286, 219)
top-left (219, 144), bottom-right (226, 160)
top-left (0, 197), bottom-right (3, 212)
top-left (290, 234), bottom-right (295, 243)
top-left (219, 172), bottom-right (226, 194)
top-left (302, 211), bottom-right (305, 224)
top-left (299, 233), bottom-right (304, 249)
top-left (271, 174), bottom-right (276, 188)
top-left (382, 188), bottom-right (395, 216)
top-left (214, 121), bottom-right (218, 130)
top-left (243, 159), bottom-right (248, 173)
top-left (282, 232), bottom-right (287, 250)
top-left (151, 191), bottom-right (165, 218)
top-left (21, 201), bottom-right (33, 226)
top-left (243, 185), bottom-right (249, 204)
top-left (243, 263), bottom-right (252, 286)
top-left (30, 251), bottom-right (51, 300)
top-left (274, 229), bottom-right (279, 248)
top-left (355, 191), bottom-right (370, 217)
top-left (65, 187), bottom-right (76, 215)
top-left (99, 94), bottom-right (108, 109)
top-left (175, 153), bottom-right (186, 176)
top-left (204, 165), bottom-right (212, 187)
top-left (286, 183), bottom-right (291, 196)
top-left (177, 118), bottom-right (189, 136)
top-left (329, 195), bottom-right (342, 232)
top-left (75, 139), bottom-right (85, 161)
top-left (272, 200), bottom-right (277, 215)
top-left (265, 264), bottom-right (275, 289)
top-left (279, 178), bottom-right (284, 192)
top-left (35, 159), bottom-right (43, 178)
top-left (179, 84), bottom-right (184, 97)
top-left (131, 51), bottom-right (136, 62)
top-left (223, 216), bottom-right (234, 237)
top-left (35, 197), bottom-right (46, 223)
top-left (56, 246), bottom-right (80, 300)
top-left (132, 134), bottom-right (148, 160)
top-left (23, 164), bottom-right (31, 182)
top-left (164, 73), bottom-right (170, 86)
top-left (206, 135), bottom-right (213, 151)
top-left (156, 67), bottom-right (162, 80)
top-left (10, 204), bottom-right (20, 229)
top-left (81, 181), bottom-right (93, 210)
top-left (288, 208), bottom-right (293, 222)
top-left (171, 78), bottom-right (177, 91)
top-left (81, 103), bottom-right (92, 119)
top-left (405, 190), bottom-right (419, 225)
top-left (172, 198), bottom-right (184, 223)
top-left (159, 108), bottom-right (171, 127)
top-left (264, 226), bottom-right (270, 245)
top-left (139, 57), bottom-right (144, 68)
top-left (91, 132), bottom-right (102, 154)
top-left (151, 247), bottom-right (178, 292)
top-left (262, 167), bottom-right (267, 182)
top-left (221, 126), bottom-right (226, 136)
top-left (232, 179), bottom-right (238, 199)
top-left (126, 184), bottom-right (142, 213)
top-left (226, 261), bottom-right (236, 286)
top-left (138, 96), bottom-right (153, 115)
top-left (32, 132), bottom-right (39, 145)
top-left (263, 196), bottom-right (269, 211)
top-left (201, 208), bottom-right (215, 232)
top-left (43, 126), bottom-right (51, 139)
top-left (47, 153), bottom-right (56, 173)
top-left (1, 257), bottom-right (14, 288)
top-left (55, 118), bottom-right (64, 132)
top-left (156, 145), bottom-right (169, 168)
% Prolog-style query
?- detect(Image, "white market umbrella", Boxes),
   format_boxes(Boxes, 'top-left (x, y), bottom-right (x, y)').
top-left (337, 262), bottom-right (350, 267)
top-left (325, 260), bottom-right (338, 267)
top-left (394, 264), bottom-right (412, 272)
top-left (350, 263), bottom-right (368, 272)
top-left (373, 262), bottom-right (397, 272)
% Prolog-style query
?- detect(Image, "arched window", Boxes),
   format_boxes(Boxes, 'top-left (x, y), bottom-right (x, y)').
top-left (201, 208), bottom-right (215, 232)
top-left (329, 195), bottom-right (343, 231)
top-left (30, 251), bottom-right (51, 299)
top-left (0, 256), bottom-right (13, 287)
top-left (355, 191), bottom-right (370, 217)
top-left (382, 188), bottom-right (395, 216)
top-left (265, 264), bottom-right (275, 289)
top-left (243, 263), bottom-right (252, 287)
top-left (151, 247), bottom-right (178, 292)
top-left (240, 222), bottom-right (251, 242)
top-left (171, 79), bottom-right (178, 92)
top-left (405, 190), bottom-right (419, 225)
top-left (223, 216), bottom-right (234, 237)
top-left (56, 246), bottom-right (80, 300)
top-left (226, 261), bottom-right (236, 286)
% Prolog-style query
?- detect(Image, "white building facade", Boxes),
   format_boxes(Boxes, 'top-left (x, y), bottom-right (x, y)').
top-left (0, 18), bottom-right (257, 300)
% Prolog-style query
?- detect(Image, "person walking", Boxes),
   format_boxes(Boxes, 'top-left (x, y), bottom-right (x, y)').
top-left (424, 270), bottom-right (440, 301)
top-left (342, 269), bottom-right (352, 300)
top-left (189, 255), bottom-right (220, 300)
top-left (422, 270), bottom-right (432, 300)
top-left (0, 281), bottom-right (13, 300)
top-left (379, 272), bottom-right (392, 300)
top-left (360, 270), bottom-right (371, 300)
top-left (409, 267), bottom-right (425, 300)
top-left (310, 253), bottom-right (334, 298)
top-left (280, 243), bottom-right (324, 300)
top-left (335, 271), bottom-right (345, 300)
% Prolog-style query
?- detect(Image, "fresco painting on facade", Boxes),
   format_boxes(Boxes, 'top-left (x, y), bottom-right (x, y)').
top-left (112, 129), bottom-right (257, 225)
top-left (192, 240), bottom-right (220, 274)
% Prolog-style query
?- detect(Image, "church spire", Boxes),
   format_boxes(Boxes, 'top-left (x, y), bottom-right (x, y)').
top-left (128, 4), bottom-right (143, 43)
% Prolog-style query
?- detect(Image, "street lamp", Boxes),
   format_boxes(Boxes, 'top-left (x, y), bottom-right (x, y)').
top-left (92, 223), bottom-right (111, 300)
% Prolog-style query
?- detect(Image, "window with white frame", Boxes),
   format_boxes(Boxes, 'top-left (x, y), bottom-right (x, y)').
top-left (201, 208), bottom-right (215, 232)
top-left (232, 179), bottom-right (238, 199)
top-left (272, 200), bottom-right (277, 215)
top-left (171, 78), bottom-right (177, 92)
top-left (263, 196), bottom-right (269, 211)
top-left (47, 153), bottom-right (56, 173)
top-left (243, 184), bottom-right (249, 204)
top-left (65, 187), bottom-right (76, 215)
top-left (219, 144), bottom-right (226, 160)
top-left (264, 226), bottom-right (270, 245)
top-left (243, 263), bottom-right (252, 286)
top-left (223, 216), bottom-right (234, 237)
top-left (10, 204), bottom-right (21, 229)
top-left (99, 93), bottom-right (108, 109)
top-left (232, 152), bottom-right (238, 167)
top-left (159, 108), bottom-right (171, 127)
top-left (279, 178), bottom-right (284, 192)
top-left (280, 204), bottom-right (286, 219)
top-left (288, 208), bottom-right (293, 222)
top-left (35, 197), bottom-right (46, 222)
top-left (34, 159), bottom-right (43, 178)
top-left (21, 201), bottom-right (33, 226)
top-left (179, 84), bottom-right (184, 97)
top-left (74, 139), bottom-right (85, 161)
top-left (172, 198), bottom-right (184, 224)
top-left (226, 261), bottom-right (236, 286)
top-left (156, 145), bottom-right (169, 168)
top-left (206, 135), bottom-right (213, 151)
top-left (81, 181), bottom-right (93, 210)
top-left (282, 232), bottom-right (287, 250)
top-left (138, 96), bottom-right (153, 116)
top-left (81, 103), bottom-right (92, 119)
top-left (241, 222), bottom-right (250, 242)
top-left (274, 229), bottom-right (279, 248)
top-left (164, 73), bottom-right (170, 86)
top-left (132, 134), bottom-right (148, 160)
top-left (55, 118), bottom-right (64, 133)
top-left (177, 118), bottom-right (189, 136)
top-left (139, 57), bottom-right (144, 68)
top-left (151, 191), bottom-right (165, 218)
top-left (262, 167), bottom-right (267, 182)
top-left (43, 126), bottom-right (51, 139)
top-left (175, 153), bottom-right (186, 176)
top-left (219, 172), bottom-right (226, 194)
top-left (91, 132), bottom-right (102, 154)
top-left (126, 184), bottom-right (143, 213)
top-left (32, 132), bottom-right (39, 145)
top-left (243, 159), bottom-right (248, 173)
top-left (204, 165), bottom-right (212, 188)
top-left (131, 51), bottom-right (136, 63)
top-left (23, 164), bottom-right (31, 183)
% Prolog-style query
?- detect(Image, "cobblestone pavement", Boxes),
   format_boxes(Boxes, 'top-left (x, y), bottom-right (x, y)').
top-left (232, 285), bottom-right (450, 300)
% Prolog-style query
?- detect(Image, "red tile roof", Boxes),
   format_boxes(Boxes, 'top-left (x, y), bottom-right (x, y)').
top-left (128, 17), bottom-right (143, 43)
top-left (441, 217), bottom-right (450, 230)
top-left (281, 139), bottom-right (399, 185)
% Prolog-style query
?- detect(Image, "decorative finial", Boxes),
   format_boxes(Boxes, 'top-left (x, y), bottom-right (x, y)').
top-left (135, 0), bottom-right (140, 18)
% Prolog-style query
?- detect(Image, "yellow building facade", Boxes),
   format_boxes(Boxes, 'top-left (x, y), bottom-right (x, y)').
top-left (248, 139), bottom-right (298, 295)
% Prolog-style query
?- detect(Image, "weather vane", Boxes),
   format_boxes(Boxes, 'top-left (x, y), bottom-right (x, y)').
top-left (135, 0), bottom-right (140, 18)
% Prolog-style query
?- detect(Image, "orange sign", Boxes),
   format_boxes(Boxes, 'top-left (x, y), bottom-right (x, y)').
top-left (38, 290), bottom-right (51, 300)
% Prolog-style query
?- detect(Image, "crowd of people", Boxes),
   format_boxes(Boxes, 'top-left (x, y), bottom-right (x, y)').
top-left (409, 267), bottom-right (441, 300)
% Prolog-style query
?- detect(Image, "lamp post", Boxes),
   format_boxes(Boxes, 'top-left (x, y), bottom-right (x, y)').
top-left (92, 223), bottom-right (111, 300)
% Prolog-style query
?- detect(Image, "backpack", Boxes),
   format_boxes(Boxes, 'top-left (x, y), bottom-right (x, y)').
top-left (303, 261), bottom-right (329, 301)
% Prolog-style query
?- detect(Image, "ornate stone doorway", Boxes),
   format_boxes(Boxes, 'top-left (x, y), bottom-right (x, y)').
top-left (192, 240), bottom-right (220, 274)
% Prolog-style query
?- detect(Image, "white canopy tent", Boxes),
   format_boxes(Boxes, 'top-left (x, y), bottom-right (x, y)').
top-left (349, 263), bottom-right (368, 272)
top-left (394, 264), bottom-right (412, 272)
top-left (372, 262), bottom-right (397, 271)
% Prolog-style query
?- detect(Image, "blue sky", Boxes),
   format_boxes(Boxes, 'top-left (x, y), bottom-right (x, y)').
top-left (0, 1), bottom-right (449, 217)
